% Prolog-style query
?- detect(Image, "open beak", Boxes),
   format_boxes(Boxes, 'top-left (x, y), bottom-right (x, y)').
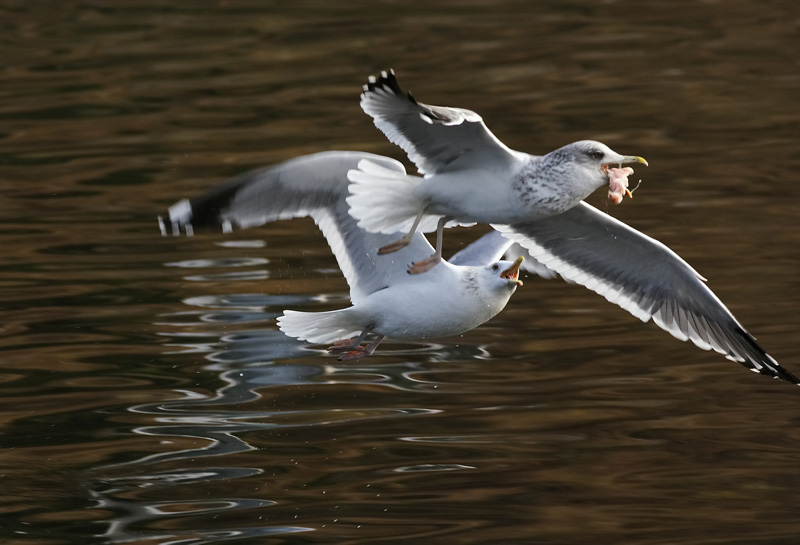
top-left (501, 256), bottom-right (524, 286)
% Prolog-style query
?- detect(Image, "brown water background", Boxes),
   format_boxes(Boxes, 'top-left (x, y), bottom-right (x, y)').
top-left (2, 1), bottom-right (800, 544)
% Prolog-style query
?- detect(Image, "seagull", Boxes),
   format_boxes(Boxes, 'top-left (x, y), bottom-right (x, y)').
top-left (160, 151), bottom-right (524, 360)
top-left (347, 69), bottom-right (647, 274)
top-left (346, 70), bottom-right (798, 384)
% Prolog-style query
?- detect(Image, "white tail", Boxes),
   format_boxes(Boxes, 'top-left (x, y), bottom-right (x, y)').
top-left (277, 309), bottom-right (363, 344)
top-left (346, 159), bottom-right (425, 234)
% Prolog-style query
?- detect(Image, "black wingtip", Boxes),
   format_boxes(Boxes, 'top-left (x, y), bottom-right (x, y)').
top-left (159, 168), bottom-right (258, 237)
top-left (733, 328), bottom-right (800, 386)
top-left (770, 363), bottom-right (800, 386)
top-left (762, 363), bottom-right (800, 386)
top-left (363, 69), bottom-right (417, 103)
top-left (364, 69), bottom-right (401, 94)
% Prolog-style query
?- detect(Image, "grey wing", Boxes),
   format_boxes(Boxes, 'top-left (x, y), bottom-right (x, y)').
top-left (501, 243), bottom-right (561, 280)
top-left (448, 230), bottom-right (513, 266)
top-left (448, 229), bottom-right (566, 274)
top-left (448, 229), bottom-right (561, 276)
top-left (361, 70), bottom-right (524, 175)
top-left (493, 202), bottom-right (799, 384)
top-left (160, 151), bottom-right (435, 304)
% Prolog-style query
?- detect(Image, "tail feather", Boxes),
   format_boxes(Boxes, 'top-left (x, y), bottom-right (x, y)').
top-left (277, 309), bottom-right (364, 345)
top-left (346, 159), bottom-right (427, 234)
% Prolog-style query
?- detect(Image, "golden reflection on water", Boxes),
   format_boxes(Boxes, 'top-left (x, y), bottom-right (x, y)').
top-left (1, 1), bottom-right (800, 544)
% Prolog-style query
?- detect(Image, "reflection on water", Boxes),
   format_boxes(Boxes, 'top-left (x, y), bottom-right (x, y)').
top-left (82, 248), bottom-right (800, 544)
top-left (2, 1), bottom-right (800, 544)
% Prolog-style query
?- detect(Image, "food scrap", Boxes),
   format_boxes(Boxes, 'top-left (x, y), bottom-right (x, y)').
top-left (606, 166), bottom-right (635, 205)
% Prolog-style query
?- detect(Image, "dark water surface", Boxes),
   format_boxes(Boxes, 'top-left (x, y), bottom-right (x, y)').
top-left (3, 1), bottom-right (800, 544)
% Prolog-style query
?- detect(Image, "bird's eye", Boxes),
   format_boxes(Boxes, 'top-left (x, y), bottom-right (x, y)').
top-left (588, 149), bottom-right (605, 160)
top-left (492, 264), bottom-right (499, 271)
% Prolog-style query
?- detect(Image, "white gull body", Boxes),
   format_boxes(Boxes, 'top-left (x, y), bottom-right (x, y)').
top-left (346, 70), bottom-right (646, 273)
top-left (161, 151), bottom-right (523, 360)
top-left (346, 71), bottom-right (798, 384)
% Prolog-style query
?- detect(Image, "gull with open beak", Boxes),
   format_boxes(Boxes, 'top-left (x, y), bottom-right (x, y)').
top-left (161, 151), bottom-right (525, 360)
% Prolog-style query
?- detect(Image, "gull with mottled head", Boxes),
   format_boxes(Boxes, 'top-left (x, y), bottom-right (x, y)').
top-left (346, 70), bottom-right (798, 385)
top-left (347, 70), bottom-right (647, 273)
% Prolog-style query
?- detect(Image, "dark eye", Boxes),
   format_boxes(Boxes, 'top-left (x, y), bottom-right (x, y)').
top-left (588, 149), bottom-right (605, 160)
top-left (492, 264), bottom-right (499, 271)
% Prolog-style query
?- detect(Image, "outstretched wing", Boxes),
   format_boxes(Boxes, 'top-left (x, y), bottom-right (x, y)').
top-left (361, 70), bottom-right (525, 175)
top-left (160, 151), bottom-right (436, 305)
top-left (448, 229), bottom-right (514, 266)
top-left (493, 202), bottom-right (798, 384)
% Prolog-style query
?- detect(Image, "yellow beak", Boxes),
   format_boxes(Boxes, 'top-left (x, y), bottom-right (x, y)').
top-left (620, 155), bottom-right (648, 167)
top-left (501, 256), bottom-right (524, 286)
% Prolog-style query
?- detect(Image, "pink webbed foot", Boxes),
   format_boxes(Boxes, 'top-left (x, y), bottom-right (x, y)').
top-left (328, 337), bottom-right (361, 354)
top-left (337, 346), bottom-right (372, 361)
top-left (407, 254), bottom-right (442, 275)
top-left (378, 237), bottom-right (412, 255)
top-left (332, 335), bottom-right (385, 361)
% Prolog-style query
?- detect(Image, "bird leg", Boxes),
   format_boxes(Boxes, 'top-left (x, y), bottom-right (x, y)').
top-left (327, 330), bottom-right (370, 354)
top-left (408, 216), bottom-right (449, 275)
top-left (337, 335), bottom-right (385, 361)
top-left (378, 210), bottom-right (425, 255)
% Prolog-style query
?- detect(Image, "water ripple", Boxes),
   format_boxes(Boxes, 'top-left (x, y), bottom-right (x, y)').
top-left (166, 257), bottom-right (268, 269)
top-left (4, 3), bottom-right (800, 544)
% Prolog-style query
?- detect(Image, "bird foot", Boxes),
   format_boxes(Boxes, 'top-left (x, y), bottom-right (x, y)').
top-left (336, 346), bottom-right (371, 361)
top-left (378, 237), bottom-right (411, 255)
top-left (407, 254), bottom-right (442, 275)
top-left (328, 337), bottom-right (360, 354)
